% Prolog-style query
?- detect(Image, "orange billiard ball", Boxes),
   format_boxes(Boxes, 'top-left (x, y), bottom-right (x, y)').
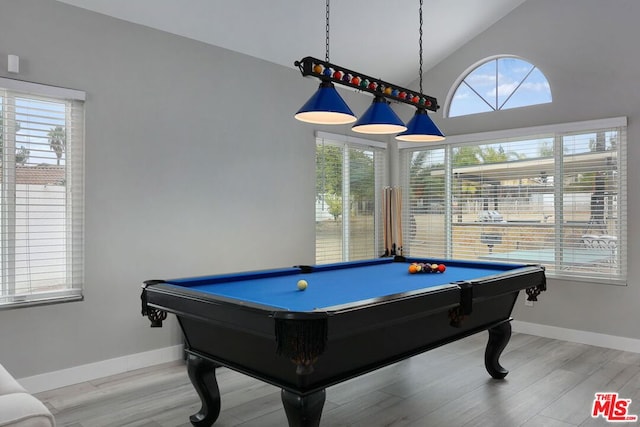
top-left (408, 264), bottom-right (418, 274)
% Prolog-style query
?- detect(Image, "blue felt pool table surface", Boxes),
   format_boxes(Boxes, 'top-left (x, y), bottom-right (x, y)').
top-left (164, 258), bottom-right (528, 312)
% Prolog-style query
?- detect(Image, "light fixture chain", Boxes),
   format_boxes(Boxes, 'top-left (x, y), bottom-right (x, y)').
top-left (419, 0), bottom-right (423, 94)
top-left (325, 0), bottom-right (330, 62)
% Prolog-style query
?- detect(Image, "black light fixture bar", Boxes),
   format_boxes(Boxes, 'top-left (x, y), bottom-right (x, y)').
top-left (295, 56), bottom-right (440, 112)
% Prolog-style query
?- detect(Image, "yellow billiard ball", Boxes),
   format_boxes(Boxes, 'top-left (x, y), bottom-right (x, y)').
top-left (297, 279), bottom-right (308, 291)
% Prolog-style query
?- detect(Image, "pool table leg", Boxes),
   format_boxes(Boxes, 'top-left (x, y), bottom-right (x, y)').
top-left (281, 389), bottom-right (326, 427)
top-left (485, 321), bottom-right (512, 379)
top-left (187, 354), bottom-right (221, 427)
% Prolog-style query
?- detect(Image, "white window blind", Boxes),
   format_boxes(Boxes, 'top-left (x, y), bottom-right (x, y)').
top-left (0, 78), bottom-right (85, 307)
top-left (401, 118), bottom-right (626, 284)
top-left (315, 132), bottom-right (386, 264)
top-left (405, 148), bottom-right (447, 258)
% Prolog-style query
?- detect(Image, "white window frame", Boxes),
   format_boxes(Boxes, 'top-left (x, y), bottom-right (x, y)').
top-left (315, 131), bottom-right (387, 264)
top-left (445, 55), bottom-right (552, 118)
top-left (0, 77), bottom-right (85, 308)
top-left (399, 117), bottom-right (627, 285)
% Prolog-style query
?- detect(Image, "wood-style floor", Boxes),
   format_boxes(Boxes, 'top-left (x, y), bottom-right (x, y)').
top-left (35, 332), bottom-right (640, 427)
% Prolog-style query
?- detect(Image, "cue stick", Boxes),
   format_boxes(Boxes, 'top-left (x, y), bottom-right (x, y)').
top-left (395, 187), bottom-right (403, 256)
top-left (390, 187), bottom-right (396, 255)
top-left (384, 187), bottom-right (391, 255)
top-left (382, 187), bottom-right (387, 255)
top-left (388, 187), bottom-right (393, 255)
top-left (391, 186), bottom-right (398, 256)
top-left (389, 187), bottom-right (398, 255)
top-left (384, 186), bottom-right (394, 256)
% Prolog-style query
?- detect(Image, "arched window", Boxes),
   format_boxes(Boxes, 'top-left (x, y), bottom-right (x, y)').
top-left (447, 56), bottom-right (551, 117)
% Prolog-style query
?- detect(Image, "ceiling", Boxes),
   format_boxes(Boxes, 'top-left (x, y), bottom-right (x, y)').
top-left (56, 0), bottom-right (527, 85)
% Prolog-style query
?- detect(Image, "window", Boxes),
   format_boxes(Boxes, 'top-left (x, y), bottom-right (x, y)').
top-left (400, 117), bottom-right (626, 284)
top-left (0, 77), bottom-right (85, 307)
top-left (315, 132), bottom-right (386, 264)
top-left (447, 56), bottom-right (551, 117)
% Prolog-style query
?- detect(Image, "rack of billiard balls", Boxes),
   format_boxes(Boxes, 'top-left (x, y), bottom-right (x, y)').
top-left (408, 262), bottom-right (446, 274)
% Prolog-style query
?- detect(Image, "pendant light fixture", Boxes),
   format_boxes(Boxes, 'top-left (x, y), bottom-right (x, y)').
top-left (294, 0), bottom-right (443, 139)
top-left (396, 0), bottom-right (445, 142)
top-left (352, 96), bottom-right (407, 134)
top-left (395, 108), bottom-right (444, 141)
top-left (294, 0), bottom-right (357, 125)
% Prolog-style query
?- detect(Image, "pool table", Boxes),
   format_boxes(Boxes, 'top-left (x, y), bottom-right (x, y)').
top-left (141, 256), bottom-right (546, 427)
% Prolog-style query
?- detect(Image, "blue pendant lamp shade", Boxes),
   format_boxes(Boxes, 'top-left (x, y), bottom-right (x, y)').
top-left (395, 108), bottom-right (445, 142)
top-left (295, 81), bottom-right (357, 125)
top-left (351, 97), bottom-right (407, 134)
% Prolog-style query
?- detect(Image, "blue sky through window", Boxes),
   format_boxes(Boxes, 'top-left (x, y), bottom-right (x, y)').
top-left (449, 57), bottom-right (551, 117)
top-left (14, 97), bottom-right (66, 165)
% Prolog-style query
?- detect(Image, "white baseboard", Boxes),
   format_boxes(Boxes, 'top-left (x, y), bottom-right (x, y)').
top-left (18, 344), bottom-right (184, 394)
top-left (512, 321), bottom-right (640, 354)
top-left (16, 323), bottom-right (640, 394)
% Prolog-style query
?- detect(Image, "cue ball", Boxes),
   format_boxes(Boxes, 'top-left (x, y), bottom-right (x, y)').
top-left (297, 279), bottom-right (308, 291)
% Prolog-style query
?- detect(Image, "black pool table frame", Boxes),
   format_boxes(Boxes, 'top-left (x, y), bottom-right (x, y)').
top-left (141, 256), bottom-right (546, 427)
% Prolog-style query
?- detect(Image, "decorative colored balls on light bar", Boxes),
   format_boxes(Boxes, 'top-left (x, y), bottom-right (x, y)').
top-left (308, 62), bottom-right (434, 109)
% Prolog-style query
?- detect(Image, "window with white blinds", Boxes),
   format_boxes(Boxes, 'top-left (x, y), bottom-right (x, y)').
top-left (0, 78), bottom-right (85, 307)
top-left (400, 117), bottom-right (626, 284)
top-left (316, 132), bottom-right (386, 264)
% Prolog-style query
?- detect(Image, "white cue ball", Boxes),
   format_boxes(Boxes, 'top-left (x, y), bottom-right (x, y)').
top-left (297, 279), bottom-right (308, 291)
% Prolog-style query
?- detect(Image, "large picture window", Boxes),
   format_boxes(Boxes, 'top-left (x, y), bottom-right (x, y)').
top-left (400, 118), bottom-right (626, 284)
top-left (0, 78), bottom-right (85, 307)
top-left (315, 133), bottom-right (386, 264)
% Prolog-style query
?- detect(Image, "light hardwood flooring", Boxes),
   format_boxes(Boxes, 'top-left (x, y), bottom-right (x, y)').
top-left (35, 332), bottom-right (640, 427)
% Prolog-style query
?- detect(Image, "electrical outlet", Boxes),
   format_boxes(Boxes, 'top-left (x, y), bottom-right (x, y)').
top-left (524, 299), bottom-right (534, 307)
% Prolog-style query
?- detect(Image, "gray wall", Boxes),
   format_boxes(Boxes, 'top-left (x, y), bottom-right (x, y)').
top-left (0, 0), bottom-right (370, 378)
top-left (418, 0), bottom-right (640, 338)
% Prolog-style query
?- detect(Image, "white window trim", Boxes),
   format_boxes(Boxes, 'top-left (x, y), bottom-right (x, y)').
top-left (0, 77), bottom-right (85, 102)
top-left (443, 55), bottom-right (551, 118)
top-left (315, 132), bottom-right (388, 264)
top-left (0, 78), bottom-right (85, 308)
top-left (316, 131), bottom-right (388, 150)
top-left (398, 117), bottom-right (627, 150)
top-left (400, 117), bottom-right (627, 285)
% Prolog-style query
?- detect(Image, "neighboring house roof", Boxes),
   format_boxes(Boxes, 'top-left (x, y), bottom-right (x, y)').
top-left (0, 165), bottom-right (66, 185)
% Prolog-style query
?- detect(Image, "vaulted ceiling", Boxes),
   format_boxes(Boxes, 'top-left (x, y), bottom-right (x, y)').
top-left (56, 0), bottom-right (527, 85)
